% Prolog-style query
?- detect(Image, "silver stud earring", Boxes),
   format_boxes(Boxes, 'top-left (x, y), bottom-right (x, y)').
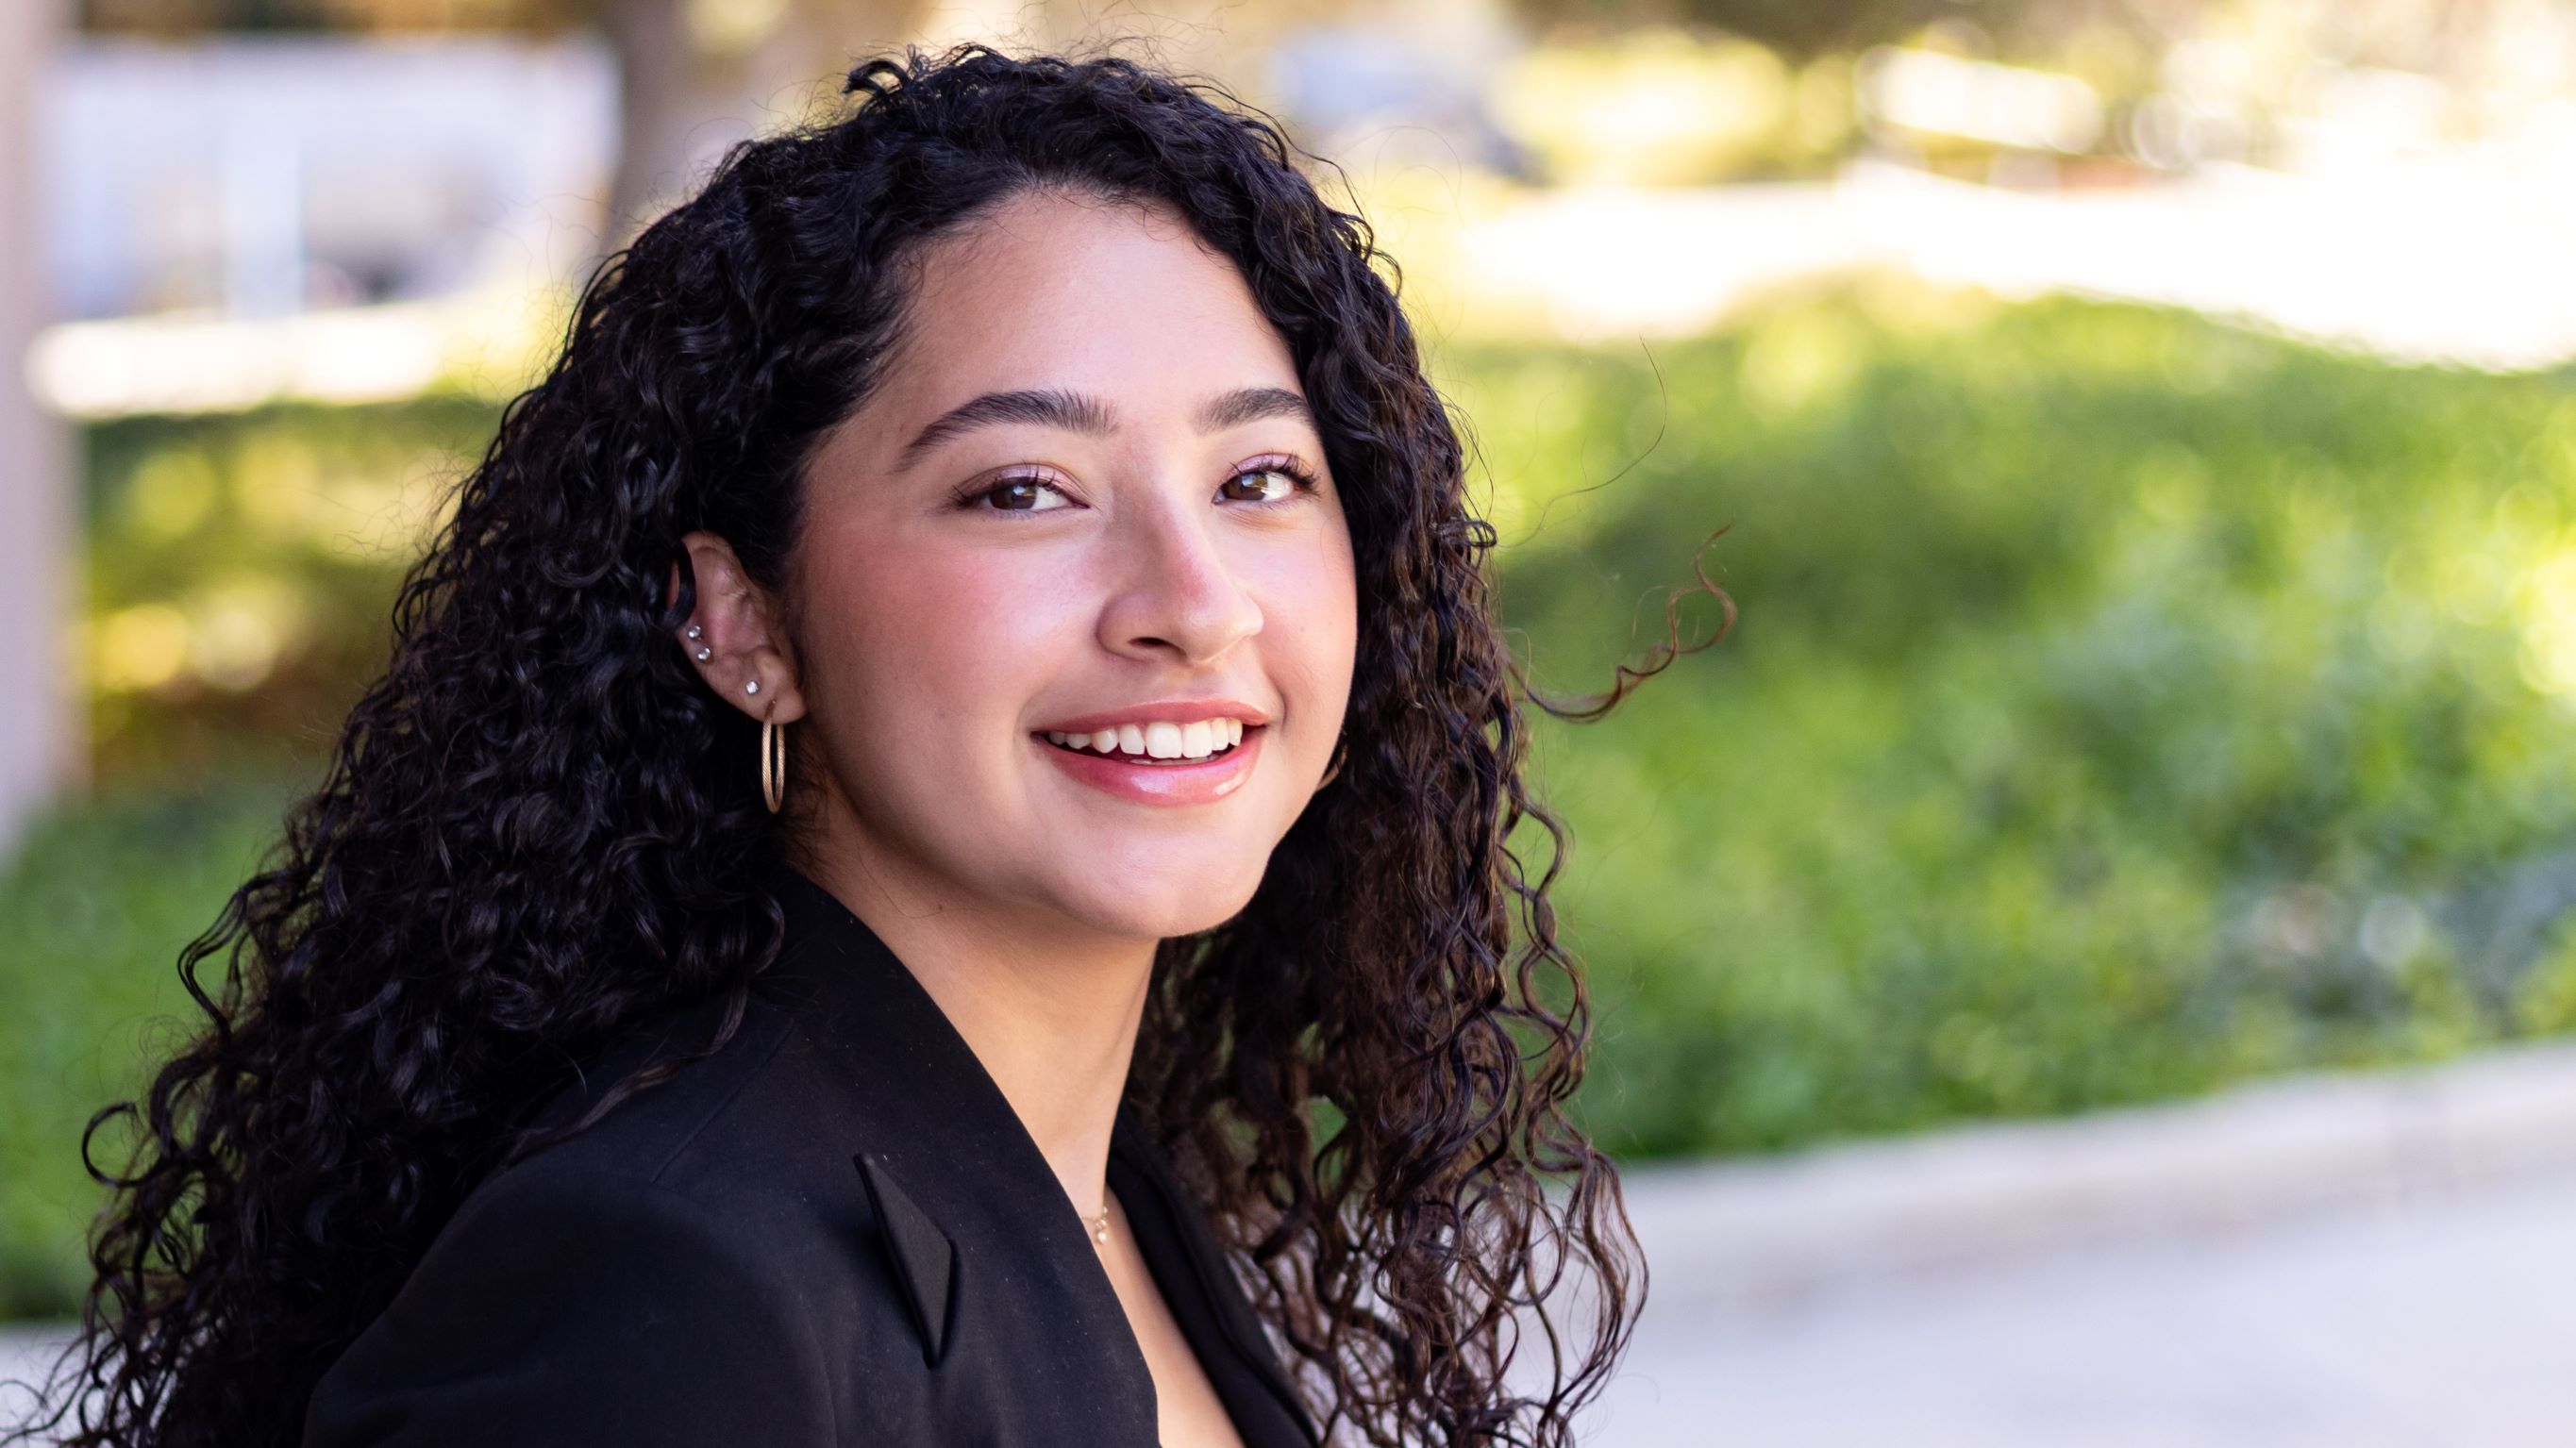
top-left (685, 624), bottom-right (703, 640)
top-left (745, 679), bottom-right (761, 695)
top-left (694, 646), bottom-right (711, 660)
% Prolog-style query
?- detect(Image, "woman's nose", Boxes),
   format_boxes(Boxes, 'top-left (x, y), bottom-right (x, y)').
top-left (1098, 490), bottom-right (1263, 666)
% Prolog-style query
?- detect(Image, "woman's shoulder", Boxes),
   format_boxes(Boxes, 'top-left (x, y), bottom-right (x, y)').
top-left (502, 982), bottom-right (803, 1184)
top-left (500, 949), bottom-right (902, 1191)
top-left (302, 985), bottom-right (931, 1447)
top-left (303, 1142), bottom-right (845, 1446)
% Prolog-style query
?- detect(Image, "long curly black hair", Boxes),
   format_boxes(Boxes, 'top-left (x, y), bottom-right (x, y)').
top-left (10, 40), bottom-right (1730, 1448)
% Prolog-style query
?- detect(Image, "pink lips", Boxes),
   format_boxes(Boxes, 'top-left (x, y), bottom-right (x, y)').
top-left (1033, 724), bottom-right (1265, 806)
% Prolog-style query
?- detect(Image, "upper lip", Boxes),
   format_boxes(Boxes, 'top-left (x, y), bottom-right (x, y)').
top-left (1032, 698), bottom-right (1273, 734)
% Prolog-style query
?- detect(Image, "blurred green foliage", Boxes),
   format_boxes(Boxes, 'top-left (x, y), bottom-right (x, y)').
top-left (0, 764), bottom-right (316, 1319)
top-left (1440, 275), bottom-right (2576, 1156)
top-left (8, 277), bottom-right (2576, 1318)
top-left (79, 396), bottom-right (489, 778)
top-left (1491, 30), bottom-right (1860, 185)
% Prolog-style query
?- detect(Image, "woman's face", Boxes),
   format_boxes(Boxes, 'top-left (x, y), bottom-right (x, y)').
top-left (768, 189), bottom-right (1357, 944)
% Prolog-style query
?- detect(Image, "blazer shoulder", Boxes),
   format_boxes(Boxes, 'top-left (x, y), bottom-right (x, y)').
top-left (503, 986), bottom-right (803, 1179)
top-left (304, 1162), bottom-right (838, 1447)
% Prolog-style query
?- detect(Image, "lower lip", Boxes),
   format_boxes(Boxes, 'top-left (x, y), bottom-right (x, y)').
top-left (1033, 725), bottom-right (1265, 806)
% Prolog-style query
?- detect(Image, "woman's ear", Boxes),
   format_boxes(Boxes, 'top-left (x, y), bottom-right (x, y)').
top-left (668, 529), bottom-right (808, 724)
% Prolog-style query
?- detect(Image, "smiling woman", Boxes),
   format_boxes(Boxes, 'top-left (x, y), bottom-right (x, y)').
top-left (721, 190), bottom-right (1360, 944)
top-left (8, 40), bottom-right (1714, 1448)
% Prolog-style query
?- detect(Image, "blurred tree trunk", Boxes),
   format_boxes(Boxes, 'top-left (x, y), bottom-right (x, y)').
top-left (0, 0), bottom-right (80, 856)
top-left (596, 0), bottom-right (926, 253)
top-left (600, 0), bottom-right (695, 246)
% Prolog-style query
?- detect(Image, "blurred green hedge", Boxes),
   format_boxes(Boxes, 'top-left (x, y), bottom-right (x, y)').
top-left (1444, 276), bottom-right (2576, 1156)
top-left (78, 396), bottom-right (492, 779)
top-left (0, 765), bottom-right (319, 1319)
top-left (8, 276), bottom-right (2576, 1319)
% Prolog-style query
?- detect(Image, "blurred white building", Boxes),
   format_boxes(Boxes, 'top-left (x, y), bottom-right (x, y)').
top-left (40, 34), bottom-right (618, 323)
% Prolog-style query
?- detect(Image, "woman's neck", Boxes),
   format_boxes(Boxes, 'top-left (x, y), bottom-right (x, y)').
top-left (790, 835), bottom-right (1156, 1222)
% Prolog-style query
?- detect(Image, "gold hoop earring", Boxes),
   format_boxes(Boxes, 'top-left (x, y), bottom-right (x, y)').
top-left (1317, 736), bottom-right (1347, 790)
top-left (761, 712), bottom-right (789, 814)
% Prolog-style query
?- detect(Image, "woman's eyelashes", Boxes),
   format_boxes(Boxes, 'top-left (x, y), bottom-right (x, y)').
top-left (951, 456), bottom-right (1321, 516)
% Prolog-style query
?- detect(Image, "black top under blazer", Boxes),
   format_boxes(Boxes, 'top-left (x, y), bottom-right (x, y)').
top-left (302, 859), bottom-right (1320, 1448)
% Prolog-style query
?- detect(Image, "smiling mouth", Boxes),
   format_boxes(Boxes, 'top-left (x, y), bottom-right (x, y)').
top-left (1034, 725), bottom-right (1256, 766)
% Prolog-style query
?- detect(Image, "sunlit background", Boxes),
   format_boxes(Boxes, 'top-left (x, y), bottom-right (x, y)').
top-left (6, 0), bottom-right (2576, 1442)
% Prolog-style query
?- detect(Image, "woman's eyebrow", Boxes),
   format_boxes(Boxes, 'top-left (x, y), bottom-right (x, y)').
top-left (1194, 384), bottom-right (1314, 434)
top-left (893, 385), bottom-right (1315, 472)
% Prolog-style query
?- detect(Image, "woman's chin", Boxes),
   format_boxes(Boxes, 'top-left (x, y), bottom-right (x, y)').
top-left (1047, 866), bottom-right (1263, 943)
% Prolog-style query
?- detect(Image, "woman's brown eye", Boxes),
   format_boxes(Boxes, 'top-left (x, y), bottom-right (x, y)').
top-left (980, 478), bottom-right (1071, 511)
top-left (1220, 470), bottom-right (1292, 503)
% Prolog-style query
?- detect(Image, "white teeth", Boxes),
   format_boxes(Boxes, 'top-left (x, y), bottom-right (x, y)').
top-left (1044, 719), bottom-right (1253, 757)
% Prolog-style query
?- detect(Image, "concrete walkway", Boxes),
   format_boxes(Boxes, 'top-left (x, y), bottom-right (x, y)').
top-left (1591, 1164), bottom-right (2576, 1446)
top-left (1584, 1039), bottom-right (2576, 1446)
top-left (9, 1041), bottom-right (2576, 1444)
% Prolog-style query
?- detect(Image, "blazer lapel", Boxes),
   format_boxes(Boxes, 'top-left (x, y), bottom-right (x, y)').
top-left (760, 859), bottom-right (1160, 1439)
top-left (1109, 1111), bottom-right (1323, 1447)
top-left (851, 1151), bottom-right (957, 1366)
top-left (763, 859), bottom-right (1323, 1447)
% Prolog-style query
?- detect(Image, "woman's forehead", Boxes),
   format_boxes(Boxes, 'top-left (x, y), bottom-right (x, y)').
top-left (830, 201), bottom-right (1305, 473)
top-left (901, 196), bottom-right (1253, 354)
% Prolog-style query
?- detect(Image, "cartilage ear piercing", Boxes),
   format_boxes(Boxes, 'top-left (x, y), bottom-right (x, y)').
top-left (745, 679), bottom-right (761, 695)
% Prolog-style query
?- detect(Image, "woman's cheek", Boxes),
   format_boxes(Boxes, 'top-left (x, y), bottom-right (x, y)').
top-left (1251, 530), bottom-right (1359, 710)
top-left (846, 541), bottom-right (1093, 722)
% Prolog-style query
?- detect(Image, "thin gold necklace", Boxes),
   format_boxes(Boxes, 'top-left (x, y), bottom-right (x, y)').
top-left (1084, 1203), bottom-right (1111, 1250)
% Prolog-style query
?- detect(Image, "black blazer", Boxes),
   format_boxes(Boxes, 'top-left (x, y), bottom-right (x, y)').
top-left (302, 859), bottom-right (1321, 1448)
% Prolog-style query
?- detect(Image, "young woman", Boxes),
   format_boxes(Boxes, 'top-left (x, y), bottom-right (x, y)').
top-left (17, 41), bottom-right (1721, 1448)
